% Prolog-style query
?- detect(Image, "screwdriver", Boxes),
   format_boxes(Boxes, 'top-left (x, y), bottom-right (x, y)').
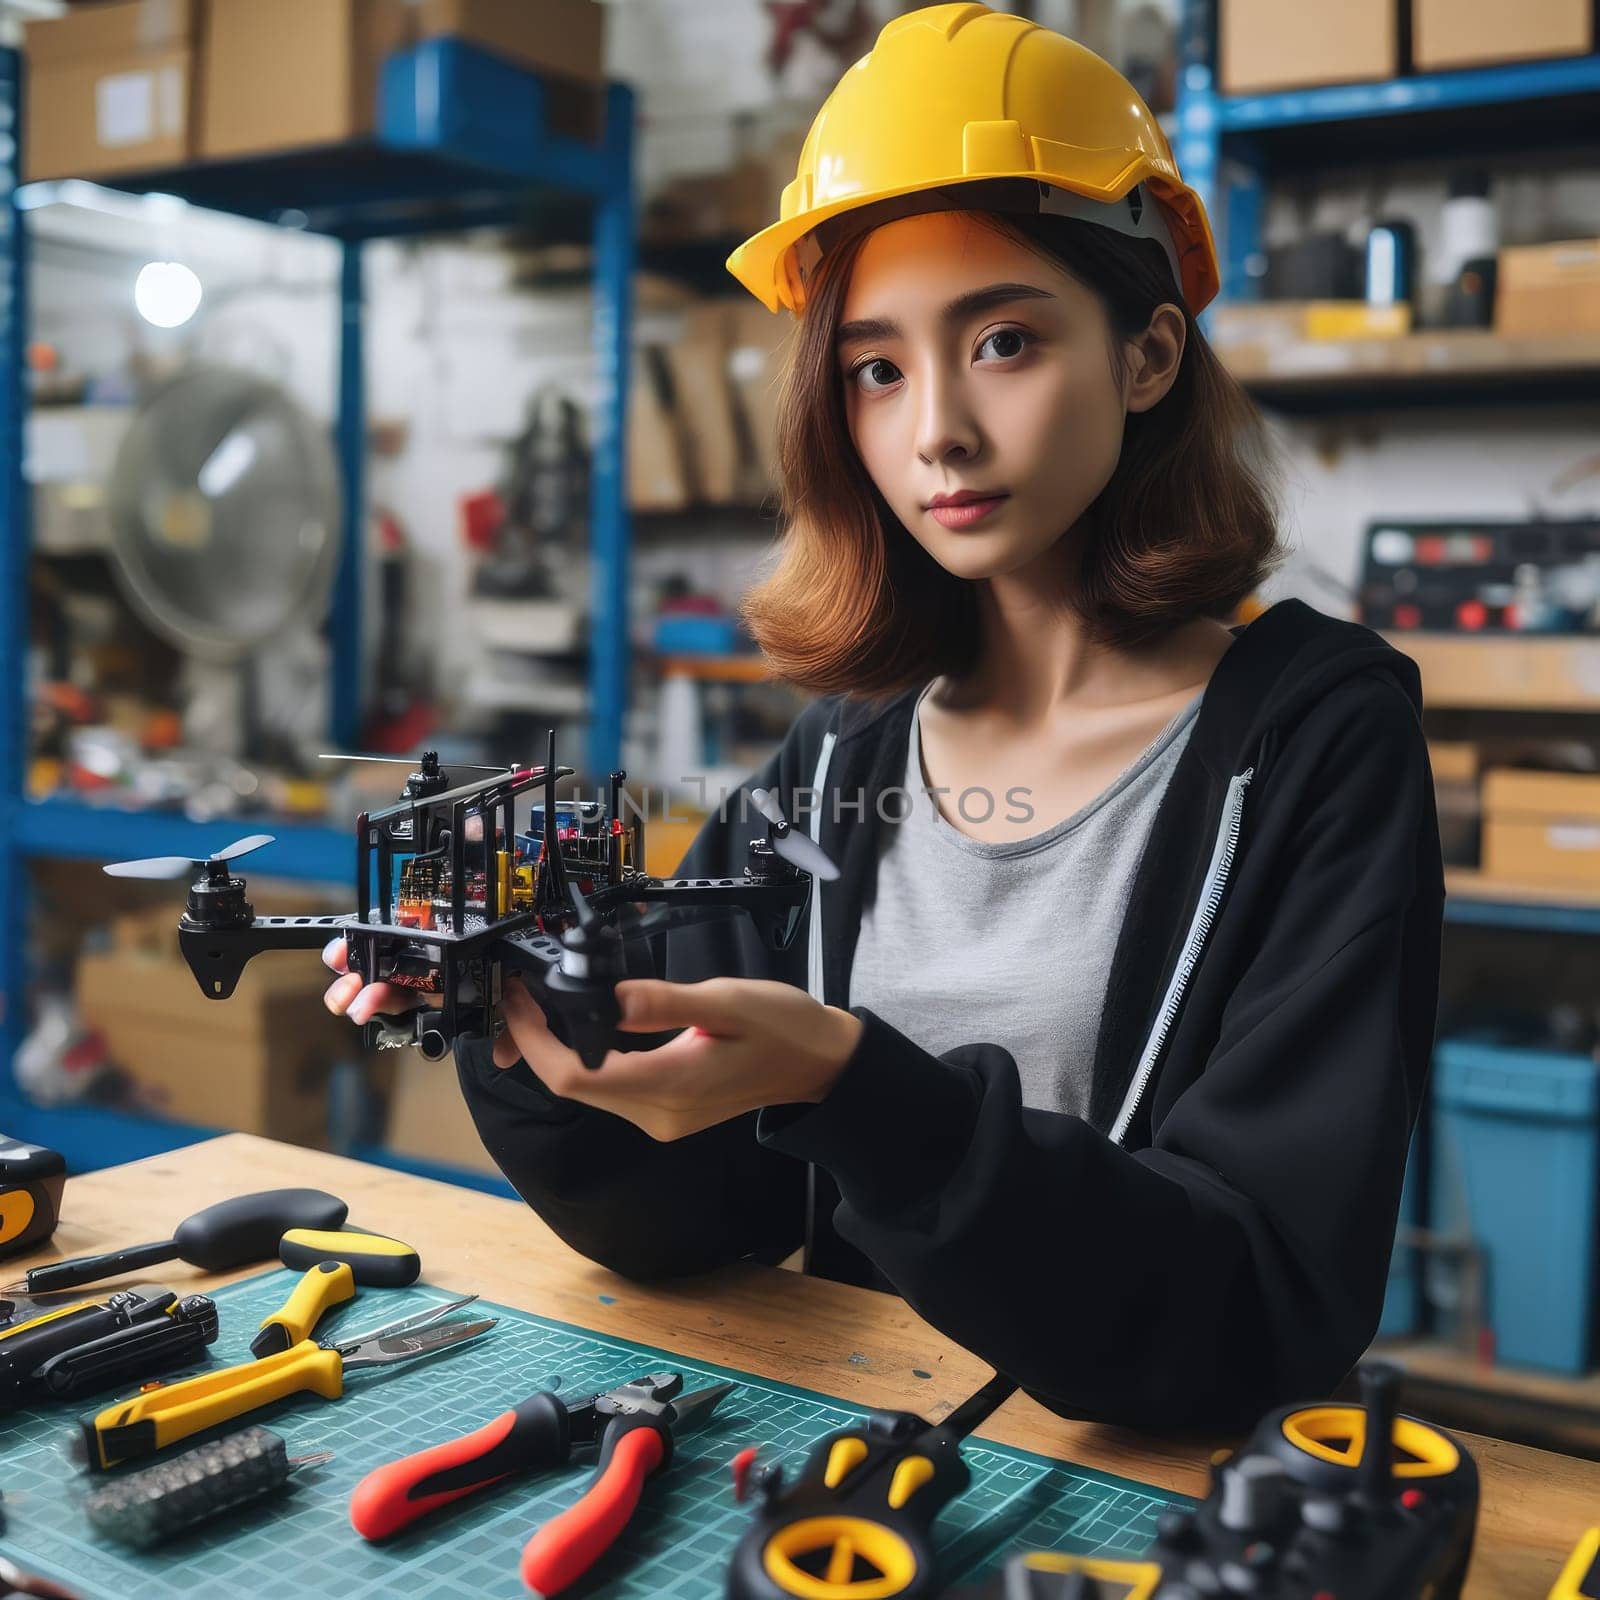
top-left (85, 1426), bottom-right (333, 1549)
top-left (250, 1261), bottom-right (355, 1358)
top-left (279, 1228), bottom-right (420, 1287)
top-left (2, 1189), bottom-right (348, 1295)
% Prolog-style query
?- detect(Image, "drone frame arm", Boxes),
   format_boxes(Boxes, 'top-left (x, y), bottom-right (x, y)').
top-left (178, 914), bottom-right (352, 1000)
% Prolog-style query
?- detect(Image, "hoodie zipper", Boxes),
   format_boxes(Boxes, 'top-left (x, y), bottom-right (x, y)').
top-left (801, 730), bottom-right (838, 1276)
top-left (805, 731), bottom-right (838, 1004)
top-left (1108, 767), bottom-right (1254, 1146)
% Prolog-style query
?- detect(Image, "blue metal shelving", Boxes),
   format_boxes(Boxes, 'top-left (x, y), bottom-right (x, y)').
top-left (1176, 1), bottom-right (1600, 940)
top-left (1177, 6), bottom-right (1600, 301)
top-left (15, 800), bottom-right (353, 884)
top-left (1444, 896), bottom-right (1600, 938)
top-left (0, 38), bottom-right (636, 1174)
top-left (1217, 52), bottom-right (1600, 133)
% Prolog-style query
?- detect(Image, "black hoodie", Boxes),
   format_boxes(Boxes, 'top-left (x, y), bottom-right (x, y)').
top-left (457, 598), bottom-right (1444, 1431)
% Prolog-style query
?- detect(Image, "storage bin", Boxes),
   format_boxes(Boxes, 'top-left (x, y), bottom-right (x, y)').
top-left (1430, 1035), bottom-right (1600, 1373)
top-left (1378, 1129), bottom-right (1423, 1338)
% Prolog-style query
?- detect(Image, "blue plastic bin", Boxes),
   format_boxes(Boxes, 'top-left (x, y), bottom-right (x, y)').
top-left (1377, 1129), bottom-right (1422, 1338)
top-left (1430, 1036), bottom-right (1600, 1374)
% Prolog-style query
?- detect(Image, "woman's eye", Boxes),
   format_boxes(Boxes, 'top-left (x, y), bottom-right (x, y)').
top-left (976, 328), bottom-right (1033, 362)
top-left (851, 357), bottom-right (902, 393)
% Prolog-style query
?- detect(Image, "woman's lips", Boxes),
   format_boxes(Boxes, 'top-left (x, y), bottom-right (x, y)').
top-left (927, 494), bottom-right (1009, 529)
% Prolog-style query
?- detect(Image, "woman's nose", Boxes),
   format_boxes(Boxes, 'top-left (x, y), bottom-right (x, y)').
top-left (915, 368), bottom-right (982, 466)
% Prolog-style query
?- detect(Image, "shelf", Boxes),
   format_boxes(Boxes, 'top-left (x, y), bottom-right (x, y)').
top-left (1217, 54), bottom-right (1600, 166)
top-left (1382, 632), bottom-right (1600, 712)
top-left (1223, 329), bottom-right (1600, 412)
top-left (1372, 1336), bottom-right (1600, 1459)
top-left (1378, 1336), bottom-right (1600, 1408)
top-left (17, 798), bottom-right (353, 885)
top-left (655, 654), bottom-right (772, 684)
top-left (30, 39), bottom-right (622, 241)
top-left (1444, 869), bottom-right (1600, 935)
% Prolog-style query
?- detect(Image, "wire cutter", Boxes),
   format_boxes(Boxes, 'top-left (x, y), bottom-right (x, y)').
top-left (83, 1289), bottom-right (494, 1470)
top-left (350, 1368), bottom-right (736, 1595)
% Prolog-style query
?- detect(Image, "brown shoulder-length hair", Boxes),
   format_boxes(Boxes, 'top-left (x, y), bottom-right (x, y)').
top-left (739, 208), bottom-right (1286, 701)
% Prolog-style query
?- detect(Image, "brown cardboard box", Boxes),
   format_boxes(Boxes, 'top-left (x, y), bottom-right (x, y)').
top-left (1414, 0), bottom-right (1592, 70)
top-left (75, 905), bottom-right (355, 1144)
top-left (1219, 0), bottom-right (1397, 93)
top-left (24, 0), bottom-right (196, 181)
top-left (1496, 240), bottom-right (1600, 338)
top-left (726, 298), bottom-right (788, 497)
top-left (1429, 741), bottom-right (1480, 785)
top-left (413, 0), bottom-right (604, 84)
top-left (384, 1050), bottom-right (498, 1174)
top-left (199, 0), bottom-right (411, 158)
top-left (1430, 741), bottom-right (1481, 868)
top-left (628, 348), bottom-right (692, 513)
top-left (664, 302), bottom-right (742, 506)
top-left (26, 0), bottom-right (193, 64)
top-left (1482, 770), bottom-right (1600, 887)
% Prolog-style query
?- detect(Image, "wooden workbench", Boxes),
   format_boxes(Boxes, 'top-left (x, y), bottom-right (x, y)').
top-left (14, 1133), bottom-right (1597, 1597)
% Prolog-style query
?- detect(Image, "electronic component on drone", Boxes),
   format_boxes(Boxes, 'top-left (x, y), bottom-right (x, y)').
top-left (105, 738), bottom-right (839, 1070)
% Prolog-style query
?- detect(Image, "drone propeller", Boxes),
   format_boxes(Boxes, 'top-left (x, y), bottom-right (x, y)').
top-left (749, 789), bottom-right (840, 881)
top-left (103, 833), bottom-right (275, 881)
top-left (317, 753), bottom-right (511, 772)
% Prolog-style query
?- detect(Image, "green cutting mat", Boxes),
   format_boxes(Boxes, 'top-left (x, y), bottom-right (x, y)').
top-left (0, 1270), bottom-right (1188, 1598)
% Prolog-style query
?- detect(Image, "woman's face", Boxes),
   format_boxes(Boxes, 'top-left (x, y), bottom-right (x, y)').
top-left (839, 210), bottom-right (1168, 585)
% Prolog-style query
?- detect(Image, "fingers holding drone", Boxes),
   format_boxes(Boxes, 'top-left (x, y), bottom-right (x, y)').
top-left (322, 939), bottom-right (427, 1026)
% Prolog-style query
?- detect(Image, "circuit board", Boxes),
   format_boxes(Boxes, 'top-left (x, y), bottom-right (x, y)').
top-left (0, 1270), bottom-right (1189, 1597)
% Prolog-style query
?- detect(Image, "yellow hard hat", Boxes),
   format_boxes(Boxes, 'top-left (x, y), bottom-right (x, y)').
top-left (726, 2), bottom-right (1219, 316)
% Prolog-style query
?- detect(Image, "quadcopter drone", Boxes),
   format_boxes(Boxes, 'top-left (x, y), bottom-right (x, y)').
top-left (104, 734), bottom-right (838, 1068)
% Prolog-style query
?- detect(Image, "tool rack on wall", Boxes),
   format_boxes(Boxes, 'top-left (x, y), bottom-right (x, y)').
top-left (0, 36), bottom-right (634, 1179)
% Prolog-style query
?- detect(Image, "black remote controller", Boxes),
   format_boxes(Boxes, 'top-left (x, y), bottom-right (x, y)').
top-left (963, 1363), bottom-right (1478, 1599)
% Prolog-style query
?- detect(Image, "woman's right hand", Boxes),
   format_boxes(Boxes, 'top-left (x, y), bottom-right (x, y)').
top-left (322, 937), bottom-right (429, 1026)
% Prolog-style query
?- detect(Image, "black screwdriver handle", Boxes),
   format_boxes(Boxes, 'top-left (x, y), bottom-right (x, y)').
top-left (350, 1390), bottom-right (572, 1540)
top-left (21, 1188), bottom-right (347, 1293)
top-left (22, 1240), bottom-right (177, 1295)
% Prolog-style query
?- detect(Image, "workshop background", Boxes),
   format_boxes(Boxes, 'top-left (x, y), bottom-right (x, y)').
top-left (5, 0), bottom-right (1600, 1451)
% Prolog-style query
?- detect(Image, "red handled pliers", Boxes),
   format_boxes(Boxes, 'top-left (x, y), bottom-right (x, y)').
top-left (350, 1369), bottom-right (736, 1595)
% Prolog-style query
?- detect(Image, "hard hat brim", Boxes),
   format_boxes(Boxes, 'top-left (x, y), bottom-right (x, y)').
top-left (727, 165), bottom-right (1218, 317)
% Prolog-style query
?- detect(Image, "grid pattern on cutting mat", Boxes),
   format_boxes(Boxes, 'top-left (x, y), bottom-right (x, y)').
top-left (0, 1269), bottom-right (1189, 1598)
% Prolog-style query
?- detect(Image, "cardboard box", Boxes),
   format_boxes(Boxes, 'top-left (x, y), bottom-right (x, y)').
top-left (1414, 0), bottom-right (1593, 70)
top-left (1429, 741), bottom-right (1480, 785)
top-left (1483, 770), bottom-right (1600, 887)
top-left (384, 1050), bottom-right (499, 1174)
top-left (628, 347), bottom-right (692, 513)
top-left (727, 299), bottom-right (788, 497)
top-left (75, 905), bottom-right (355, 1145)
top-left (1496, 239), bottom-right (1600, 339)
top-left (199, 0), bottom-right (411, 159)
top-left (412, 0), bottom-right (604, 84)
top-left (24, 0), bottom-right (196, 181)
top-left (664, 302), bottom-right (742, 506)
top-left (1219, 0), bottom-right (1396, 93)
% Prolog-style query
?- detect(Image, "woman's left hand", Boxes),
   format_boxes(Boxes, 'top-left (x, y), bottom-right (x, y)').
top-left (492, 975), bottom-right (864, 1141)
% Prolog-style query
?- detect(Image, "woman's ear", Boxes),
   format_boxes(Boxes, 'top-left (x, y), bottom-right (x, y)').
top-left (1123, 302), bottom-right (1187, 413)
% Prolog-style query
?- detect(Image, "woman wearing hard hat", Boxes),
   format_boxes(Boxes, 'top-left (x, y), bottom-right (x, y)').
top-left (344, 4), bottom-right (1444, 1431)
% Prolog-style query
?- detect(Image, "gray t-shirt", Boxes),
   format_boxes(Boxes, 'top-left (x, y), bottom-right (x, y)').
top-left (848, 683), bottom-right (1203, 1118)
